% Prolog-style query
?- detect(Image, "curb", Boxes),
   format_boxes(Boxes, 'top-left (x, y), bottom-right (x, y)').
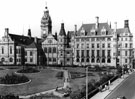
top-left (104, 73), bottom-right (132, 99)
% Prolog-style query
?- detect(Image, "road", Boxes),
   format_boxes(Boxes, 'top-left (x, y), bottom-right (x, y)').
top-left (105, 72), bottom-right (135, 99)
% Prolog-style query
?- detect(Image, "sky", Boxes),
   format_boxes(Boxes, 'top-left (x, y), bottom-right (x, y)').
top-left (0, 0), bottom-right (135, 46)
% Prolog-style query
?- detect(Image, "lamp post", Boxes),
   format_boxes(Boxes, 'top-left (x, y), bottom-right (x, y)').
top-left (86, 66), bottom-right (88, 99)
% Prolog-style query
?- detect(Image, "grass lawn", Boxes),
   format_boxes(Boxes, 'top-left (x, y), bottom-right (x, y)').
top-left (0, 68), bottom-right (63, 96)
top-left (61, 67), bottom-right (101, 92)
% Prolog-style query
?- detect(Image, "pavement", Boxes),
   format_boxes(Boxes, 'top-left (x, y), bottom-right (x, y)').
top-left (91, 72), bottom-right (133, 99)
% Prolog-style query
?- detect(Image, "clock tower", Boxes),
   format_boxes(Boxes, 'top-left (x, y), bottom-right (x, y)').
top-left (41, 4), bottom-right (52, 39)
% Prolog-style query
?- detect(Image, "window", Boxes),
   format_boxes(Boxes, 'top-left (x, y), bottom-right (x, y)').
top-left (125, 38), bottom-right (127, 41)
top-left (30, 58), bottom-right (33, 62)
top-left (91, 50), bottom-right (94, 57)
top-left (1, 58), bottom-right (5, 62)
top-left (30, 51), bottom-right (33, 56)
top-left (107, 50), bottom-right (111, 57)
top-left (86, 50), bottom-right (89, 57)
top-left (91, 38), bottom-right (95, 41)
top-left (102, 50), bottom-right (105, 57)
top-left (130, 43), bottom-right (132, 48)
top-left (44, 47), bottom-right (47, 53)
top-left (101, 38), bottom-right (105, 41)
top-left (107, 38), bottom-right (111, 41)
top-left (102, 44), bottom-right (105, 48)
top-left (125, 43), bottom-right (128, 48)
top-left (81, 44), bottom-right (84, 48)
top-left (76, 50), bottom-right (80, 57)
top-left (125, 59), bottom-right (127, 63)
top-left (121, 38), bottom-right (123, 41)
top-left (92, 44), bottom-right (94, 48)
top-left (97, 58), bottom-right (100, 63)
top-left (97, 50), bottom-right (100, 57)
top-left (76, 44), bottom-right (79, 48)
top-left (76, 58), bottom-right (79, 62)
top-left (81, 50), bottom-right (84, 57)
top-left (86, 58), bottom-right (89, 62)
top-left (81, 58), bottom-right (84, 62)
top-left (10, 46), bottom-right (12, 54)
top-left (125, 51), bottom-right (127, 56)
top-left (97, 43), bottom-right (100, 48)
top-left (53, 47), bottom-right (56, 53)
top-left (48, 47), bottom-right (51, 53)
top-left (130, 37), bottom-right (132, 41)
top-left (53, 58), bottom-right (56, 62)
top-left (87, 44), bottom-right (89, 48)
top-left (97, 38), bottom-right (100, 41)
top-left (49, 58), bottom-right (51, 62)
top-left (108, 43), bottom-right (111, 48)
top-left (91, 58), bottom-right (95, 63)
top-left (102, 58), bottom-right (105, 63)
top-left (9, 58), bottom-right (13, 62)
top-left (107, 58), bottom-right (111, 63)
top-left (67, 58), bottom-right (70, 61)
top-left (2, 46), bottom-right (4, 54)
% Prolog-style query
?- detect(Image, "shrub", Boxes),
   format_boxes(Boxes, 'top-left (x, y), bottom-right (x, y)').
top-left (0, 94), bottom-right (19, 99)
top-left (55, 71), bottom-right (64, 79)
top-left (0, 73), bottom-right (29, 84)
top-left (17, 67), bottom-right (39, 73)
top-left (70, 72), bottom-right (86, 79)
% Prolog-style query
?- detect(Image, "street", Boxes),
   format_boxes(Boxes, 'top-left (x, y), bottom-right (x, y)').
top-left (105, 72), bottom-right (135, 99)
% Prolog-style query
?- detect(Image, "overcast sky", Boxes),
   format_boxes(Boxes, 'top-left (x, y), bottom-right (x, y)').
top-left (0, 0), bottom-right (135, 46)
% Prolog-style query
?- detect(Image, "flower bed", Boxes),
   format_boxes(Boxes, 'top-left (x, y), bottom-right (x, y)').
top-left (17, 67), bottom-right (40, 73)
top-left (70, 72), bottom-right (86, 79)
top-left (0, 73), bottom-right (29, 84)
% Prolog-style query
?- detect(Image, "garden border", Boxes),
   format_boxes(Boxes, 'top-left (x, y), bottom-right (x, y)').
top-left (0, 79), bottom-right (31, 86)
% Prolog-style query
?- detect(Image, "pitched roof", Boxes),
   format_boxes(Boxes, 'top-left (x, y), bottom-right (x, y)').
top-left (115, 27), bottom-right (133, 37)
top-left (9, 33), bottom-right (42, 46)
top-left (25, 42), bottom-right (37, 48)
top-left (77, 22), bottom-right (112, 36)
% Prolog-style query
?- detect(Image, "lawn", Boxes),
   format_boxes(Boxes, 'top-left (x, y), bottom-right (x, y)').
top-left (0, 68), bottom-right (63, 96)
top-left (61, 67), bottom-right (101, 92)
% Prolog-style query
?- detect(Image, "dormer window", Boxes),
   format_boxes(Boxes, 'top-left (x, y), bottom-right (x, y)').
top-left (91, 28), bottom-right (95, 36)
top-left (80, 27), bottom-right (85, 36)
top-left (101, 26), bottom-right (106, 35)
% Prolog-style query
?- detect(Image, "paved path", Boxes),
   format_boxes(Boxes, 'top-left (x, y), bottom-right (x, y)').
top-left (91, 72), bottom-right (133, 99)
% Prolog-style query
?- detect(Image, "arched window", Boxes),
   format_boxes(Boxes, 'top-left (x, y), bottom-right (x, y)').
top-left (96, 58), bottom-right (100, 63)
top-left (91, 58), bottom-right (95, 63)
top-left (76, 58), bottom-right (79, 62)
top-left (102, 58), bottom-right (105, 63)
top-left (1, 58), bottom-right (5, 62)
top-left (86, 58), bottom-right (89, 62)
top-left (107, 58), bottom-right (111, 63)
top-left (81, 58), bottom-right (84, 62)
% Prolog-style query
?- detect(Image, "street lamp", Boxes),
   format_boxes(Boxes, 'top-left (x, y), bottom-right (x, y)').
top-left (86, 66), bottom-right (88, 99)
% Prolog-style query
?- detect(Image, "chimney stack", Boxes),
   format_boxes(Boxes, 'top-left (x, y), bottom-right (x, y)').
top-left (95, 16), bottom-right (99, 29)
top-left (4, 28), bottom-right (9, 37)
top-left (124, 20), bottom-right (129, 28)
top-left (28, 29), bottom-right (31, 37)
top-left (74, 24), bottom-right (77, 32)
top-left (114, 22), bottom-right (117, 32)
top-left (34, 37), bottom-right (37, 43)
